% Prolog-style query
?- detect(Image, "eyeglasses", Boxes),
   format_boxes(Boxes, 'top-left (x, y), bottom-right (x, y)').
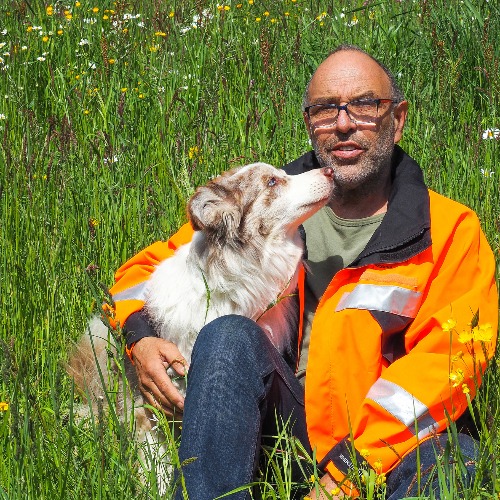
top-left (304, 98), bottom-right (398, 128)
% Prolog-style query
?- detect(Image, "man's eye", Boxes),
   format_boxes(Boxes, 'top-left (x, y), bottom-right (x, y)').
top-left (267, 177), bottom-right (277, 187)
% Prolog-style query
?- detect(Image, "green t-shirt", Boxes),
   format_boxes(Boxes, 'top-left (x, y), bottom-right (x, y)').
top-left (296, 206), bottom-right (385, 384)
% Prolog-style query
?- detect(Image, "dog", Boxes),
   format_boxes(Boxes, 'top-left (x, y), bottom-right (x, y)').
top-left (66, 162), bottom-right (334, 492)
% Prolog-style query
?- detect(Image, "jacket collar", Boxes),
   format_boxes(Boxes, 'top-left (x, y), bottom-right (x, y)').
top-left (283, 145), bottom-right (432, 266)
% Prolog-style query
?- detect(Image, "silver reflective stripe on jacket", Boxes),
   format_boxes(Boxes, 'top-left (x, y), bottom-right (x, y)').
top-left (112, 281), bottom-right (148, 303)
top-left (366, 378), bottom-right (438, 439)
top-left (335, 284), bottom-right (421, 317)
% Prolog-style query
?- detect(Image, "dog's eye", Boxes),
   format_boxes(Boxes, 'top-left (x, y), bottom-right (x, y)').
top-left (267, 177), bottom-right (277, 187)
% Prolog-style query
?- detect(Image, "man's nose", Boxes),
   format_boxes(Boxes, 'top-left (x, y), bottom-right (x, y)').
top-left (335, 108), bottom-right (356, 133)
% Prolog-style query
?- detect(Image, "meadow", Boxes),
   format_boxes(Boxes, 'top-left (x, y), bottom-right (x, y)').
top-left (0, 0), bottom-right (499, 498)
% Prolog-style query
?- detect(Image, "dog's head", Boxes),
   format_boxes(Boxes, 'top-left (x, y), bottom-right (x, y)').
top-left (188, 162), bottom-right (334, 247)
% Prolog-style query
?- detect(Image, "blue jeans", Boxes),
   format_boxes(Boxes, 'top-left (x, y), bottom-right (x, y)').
top-left (174, 315), bottom-right (478, 500)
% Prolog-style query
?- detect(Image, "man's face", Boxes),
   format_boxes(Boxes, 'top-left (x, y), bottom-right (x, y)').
top-left (304, 50), bottom-right (407, 192)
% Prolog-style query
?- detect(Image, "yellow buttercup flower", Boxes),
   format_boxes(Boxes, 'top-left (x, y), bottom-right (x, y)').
top-left (462, 384), bottom-right (470, 395)
top-left (458, 329), bottom-right (474, 344)
top-left (0, 402), bottom-right (9, 411)
top-left (451, 350), bottom-right (464, 363)
top-left (360, 448), bottom-right (370, 458)
top-left (46, 5), bottom-right (54, 15)
top-left (374, 459), bottom-right (383, 471)
top-left (449, 368), bottom-right (465, 387)
top-left (441, 318), bottom-right (456, 332)
top-left (473, 323), bottom-right (493, 342)
top-left (331, 487), bottom-right (341, 495)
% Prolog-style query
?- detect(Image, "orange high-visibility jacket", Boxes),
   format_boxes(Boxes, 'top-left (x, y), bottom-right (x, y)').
top-left (108, 146), bottom-right (498, 494)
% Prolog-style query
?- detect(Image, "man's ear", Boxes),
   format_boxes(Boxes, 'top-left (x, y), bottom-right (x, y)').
top-left (303, 111), bottom-right (313, 139)
top-left (393, 100), bottom-right (409, 144)
top-left (188, 186), bottom-right (241, 242)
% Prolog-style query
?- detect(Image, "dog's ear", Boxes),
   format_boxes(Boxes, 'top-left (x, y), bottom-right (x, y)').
top-left (188, 185), bottom-right (242, 241)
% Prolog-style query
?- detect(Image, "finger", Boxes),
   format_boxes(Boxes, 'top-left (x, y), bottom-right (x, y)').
top-left (137, 364), bottom-right (185, 413)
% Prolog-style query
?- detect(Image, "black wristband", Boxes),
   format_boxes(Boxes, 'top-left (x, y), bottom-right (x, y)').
top-left (123, 310), bottom-right (158, 349)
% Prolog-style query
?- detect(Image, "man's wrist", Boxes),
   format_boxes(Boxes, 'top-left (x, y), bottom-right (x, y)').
top-left (123, 310), bottom-right (158, 349)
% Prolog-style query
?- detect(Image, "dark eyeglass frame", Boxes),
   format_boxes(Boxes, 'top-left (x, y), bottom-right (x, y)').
top-left (304, 98), bottom-right (399, 126)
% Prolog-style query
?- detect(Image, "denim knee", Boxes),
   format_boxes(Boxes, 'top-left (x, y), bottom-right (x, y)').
top-left (191, 314), bottom-right (266, 366)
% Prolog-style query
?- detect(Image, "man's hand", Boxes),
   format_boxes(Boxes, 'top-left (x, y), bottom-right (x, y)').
top-left (131, 336), bottom-right (188, 416)
top-left (307, 473), bottom-right (344, 499)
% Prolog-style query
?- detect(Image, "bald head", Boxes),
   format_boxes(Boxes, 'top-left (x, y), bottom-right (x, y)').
top-left (303, 46), bottom-right (404, 110)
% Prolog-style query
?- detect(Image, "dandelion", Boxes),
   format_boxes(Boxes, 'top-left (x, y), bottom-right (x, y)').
top-left (264, 11), bottom-right (270, 16)
top-left (103, 15), bottom-right (109, 20)
top-left (249, 0), bottom-right (254, 4)
top-left (92, 7), bottom-right (99, 13)
top-left (482, 128), bottom-right (500, 140)
top-left (108, 58), bottom-right (115, 64)
top-left (121, 87), bottom-right (127, 92)
top-left (0, 402), bottom-right (8, 411)
top-left (57, 29), bottom-right (63, 35)
top-left (256, 17), bottom-right (261, 22)
top-left (75, 1), bottom-right (81, 6)
top-left (46, 5), bottom-right (54, 15)
top-left (169, 11), bottom-right (175, 18)
top-left (138, 93), bottom-right (145, 98)
top-left (83, 109), bottom-right (90, 114)
top-left (65, 13), bottom-right (73, 20)
top-left (441, 318), bottom-right (456, 332)
top-left (155, 31), bottom-right (167, 37)
top-left (237, 3), bottom-right (243, 7)
top-left (449, 368), bottom-right (465, 387)
top-left (42, 36), bottom-right (49, 42)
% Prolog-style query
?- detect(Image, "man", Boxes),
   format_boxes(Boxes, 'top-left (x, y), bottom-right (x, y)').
top-left (107, 45), bottom-right (498, 499)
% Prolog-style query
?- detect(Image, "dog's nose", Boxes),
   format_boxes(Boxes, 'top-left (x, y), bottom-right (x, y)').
top-left (322, 167), bottom-right (334, 177)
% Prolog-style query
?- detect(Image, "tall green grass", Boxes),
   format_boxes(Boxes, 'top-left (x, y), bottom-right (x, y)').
top-left (0, 1), bottom-right (498, 498)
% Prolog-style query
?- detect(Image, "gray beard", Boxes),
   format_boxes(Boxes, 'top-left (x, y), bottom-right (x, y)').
top-left (312, 123), bottom-right (395, 199)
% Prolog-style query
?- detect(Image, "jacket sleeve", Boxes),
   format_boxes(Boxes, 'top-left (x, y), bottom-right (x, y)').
top-left (324, 212), bottom-right (498, 491)
top-left (105, 222), bottom-right (195, 330)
